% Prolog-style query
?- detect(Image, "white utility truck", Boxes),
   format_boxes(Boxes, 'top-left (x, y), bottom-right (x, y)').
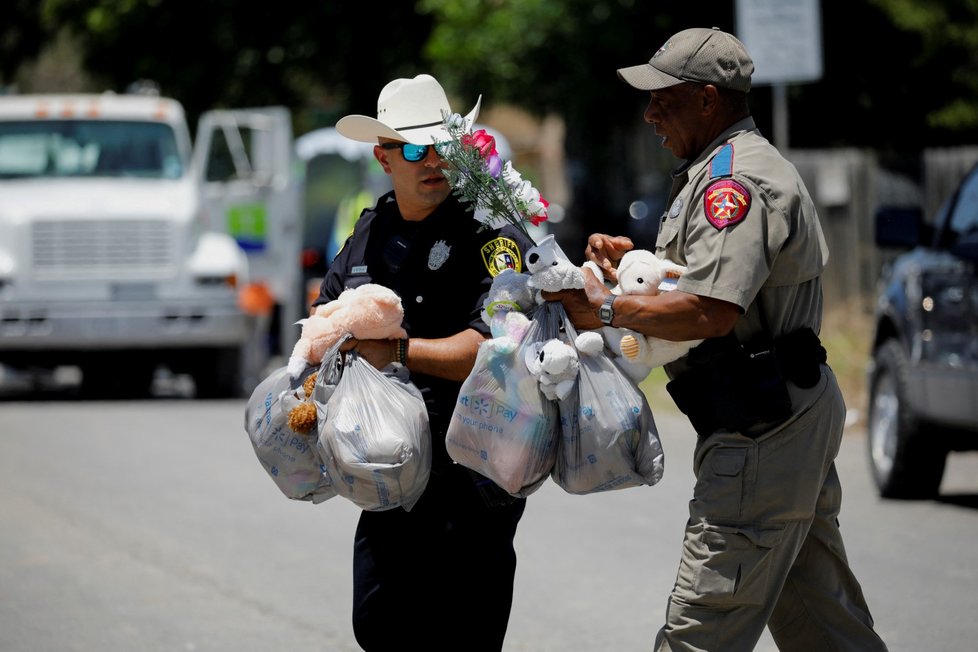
top-left (0, 93), bottom-right (301, 397)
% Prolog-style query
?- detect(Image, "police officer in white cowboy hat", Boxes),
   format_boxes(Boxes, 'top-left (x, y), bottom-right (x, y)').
top-left (311, 73), bottom-right (535, 651)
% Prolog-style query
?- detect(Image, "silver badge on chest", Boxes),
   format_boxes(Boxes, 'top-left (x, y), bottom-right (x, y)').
top-left (669, 196), bottom-right (684, 218)
top-left (428, 240), bottom-right (451, 270)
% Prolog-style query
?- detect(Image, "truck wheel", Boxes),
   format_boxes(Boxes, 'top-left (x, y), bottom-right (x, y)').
top-left (192, 347), bottom-right (244, 399)
top-left (80, 356), bottom-right (155, 399)
top-left (866, 338), bottom-right (947, 499)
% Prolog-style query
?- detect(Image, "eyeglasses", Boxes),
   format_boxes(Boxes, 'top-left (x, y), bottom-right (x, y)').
top-left (379, 142), bottom-right (443, 162)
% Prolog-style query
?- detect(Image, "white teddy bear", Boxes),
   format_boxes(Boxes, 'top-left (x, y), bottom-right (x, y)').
top-left (524, 338), bottom-right (580, 401)
top-left (584, 249), bottom-right (702, 382)
top-left (522, 234), bottom-right (607, 357)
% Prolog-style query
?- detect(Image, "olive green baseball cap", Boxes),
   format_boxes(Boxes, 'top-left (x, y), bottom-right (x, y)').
top-left (617, 26), bottom-right (754, 92)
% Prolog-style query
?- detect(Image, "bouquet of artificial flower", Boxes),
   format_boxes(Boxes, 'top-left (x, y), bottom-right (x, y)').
top-left (438, 111), bottom-right (548, 243)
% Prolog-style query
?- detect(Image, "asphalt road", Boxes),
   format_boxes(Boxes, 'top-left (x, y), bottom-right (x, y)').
top-left (1, 391), bottom-right (976, 651)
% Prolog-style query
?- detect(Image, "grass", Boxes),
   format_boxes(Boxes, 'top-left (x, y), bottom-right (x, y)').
top-left (639, 300), bottom-right (874, 429)
top-left (821, 300), bottom-right (874, 426)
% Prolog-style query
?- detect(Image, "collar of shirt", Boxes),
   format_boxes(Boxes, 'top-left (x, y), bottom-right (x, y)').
top-left (672, 116), bottom-right (759, 181)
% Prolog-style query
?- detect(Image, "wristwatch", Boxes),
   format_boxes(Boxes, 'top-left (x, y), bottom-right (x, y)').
top-left (598, 294), bottom-right (617, 326)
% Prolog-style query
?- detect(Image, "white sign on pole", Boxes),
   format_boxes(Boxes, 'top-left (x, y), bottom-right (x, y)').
top-left (735, 0), bottom-right (823, 85)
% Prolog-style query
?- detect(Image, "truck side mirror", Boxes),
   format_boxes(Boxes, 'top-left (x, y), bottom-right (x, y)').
top-left (874, 206), bottom-right (932, 249)
top-left (950, 230), bottom-right (978, 261)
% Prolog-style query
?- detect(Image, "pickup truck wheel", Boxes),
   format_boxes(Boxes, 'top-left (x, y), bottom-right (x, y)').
top-left (867, 339), bottom-right (947, 499)
top-left (192, 347), bottom-right (244, 399)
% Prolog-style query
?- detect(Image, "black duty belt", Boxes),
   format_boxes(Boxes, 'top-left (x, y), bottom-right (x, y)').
top-left (666, 328), bottom-right (827, 437)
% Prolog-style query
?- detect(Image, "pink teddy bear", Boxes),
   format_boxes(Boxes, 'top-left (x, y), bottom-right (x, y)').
top-left (287, 283), bottom-right (408, 379)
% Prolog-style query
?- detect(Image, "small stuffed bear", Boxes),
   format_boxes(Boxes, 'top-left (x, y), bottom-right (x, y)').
top-left (480, 267), bottom-right (536, 354)
top-left (584, 249), bottom-right (701, 382)
top-left (525, 234), bottom-right (585, 302)
top-left (287, 283), bottom-right (408, 380)
top-left (524, 338), bottom-right (580, 401)
top-left (286, 371), bottom-right (320, 434)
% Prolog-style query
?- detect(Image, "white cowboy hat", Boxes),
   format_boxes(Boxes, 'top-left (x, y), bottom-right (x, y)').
top-left (335, 73), bottom-right (481, 145)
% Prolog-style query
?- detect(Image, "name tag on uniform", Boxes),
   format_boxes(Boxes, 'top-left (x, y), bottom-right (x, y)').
top-left (351, 265), bottom-right (368, 274)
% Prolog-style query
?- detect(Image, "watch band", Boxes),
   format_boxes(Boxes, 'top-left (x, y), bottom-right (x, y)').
top-left (395, 338), bottom-right (409, 366)
top-left (599, 294), bottom-right (617, 326)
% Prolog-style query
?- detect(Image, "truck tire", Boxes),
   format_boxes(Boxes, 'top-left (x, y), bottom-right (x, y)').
top-left (193, 347), bottom-right (244, 399)
top-left (866, 338), bottom-right (947, 499)
top-left (80, 355), bottom-right (155, 399)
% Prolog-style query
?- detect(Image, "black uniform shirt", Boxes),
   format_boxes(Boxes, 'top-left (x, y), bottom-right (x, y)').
top-left (313, 191), bottom-right (534, 467)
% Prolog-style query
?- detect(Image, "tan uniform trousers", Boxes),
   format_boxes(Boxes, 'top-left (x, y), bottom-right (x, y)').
top-left (655, 367), bottom-right (889, 651)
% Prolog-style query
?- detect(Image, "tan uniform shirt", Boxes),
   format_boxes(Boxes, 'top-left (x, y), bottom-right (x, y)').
top-left (657, 117), bottom-right (828, 377)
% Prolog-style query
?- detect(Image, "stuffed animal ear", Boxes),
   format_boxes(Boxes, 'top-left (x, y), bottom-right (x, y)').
top-left (581, 261), bottom-right (605, 282)
top-left (314, 300), bottom-right (342, 318)
top-left (575, 330), bottom-right (605, 356)
top-left (525, 234), bottom-right (567, 274)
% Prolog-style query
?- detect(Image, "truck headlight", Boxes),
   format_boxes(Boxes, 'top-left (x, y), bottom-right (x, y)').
top-left (188, 232), bottom-right (249, 287)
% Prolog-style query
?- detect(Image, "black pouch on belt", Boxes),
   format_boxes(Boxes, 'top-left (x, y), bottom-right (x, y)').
top-left (666, 333), bottom-right (793, 437)
top-left (774, 328), bottom-right (827, 389)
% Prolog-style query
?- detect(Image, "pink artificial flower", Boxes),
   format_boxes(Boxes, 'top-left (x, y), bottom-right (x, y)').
top-left (462, 129), bottom-right (497, 159)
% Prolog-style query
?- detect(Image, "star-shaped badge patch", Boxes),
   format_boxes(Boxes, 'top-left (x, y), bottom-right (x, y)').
top-left (703, 179), bottom-right (751, 230)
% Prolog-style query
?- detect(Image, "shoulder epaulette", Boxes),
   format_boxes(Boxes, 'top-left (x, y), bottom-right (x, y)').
top-left (709, 143), bottom-right (734, 179)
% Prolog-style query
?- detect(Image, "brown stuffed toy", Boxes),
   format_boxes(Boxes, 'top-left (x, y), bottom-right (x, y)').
top-left (286, 372), bottom-right (319, 434)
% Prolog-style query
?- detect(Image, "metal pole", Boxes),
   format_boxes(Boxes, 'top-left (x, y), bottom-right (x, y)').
top-left (773, 82), bottom-right (789, 151)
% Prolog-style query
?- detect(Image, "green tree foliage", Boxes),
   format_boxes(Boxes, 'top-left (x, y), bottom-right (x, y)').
top-left (0, 1), bottom-right (47, 82)
top-left (869, 0), bottom-right (978, 131)
top-left (2, 1), bottom-right (436, 132)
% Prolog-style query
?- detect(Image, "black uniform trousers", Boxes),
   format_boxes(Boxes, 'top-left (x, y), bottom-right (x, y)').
top-left (352, 419), bottom-right (526, 651)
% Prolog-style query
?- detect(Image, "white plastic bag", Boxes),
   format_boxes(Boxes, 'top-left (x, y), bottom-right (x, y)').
top-left (446, 302), bottom-right (562, 497)
top-left (244, 365), bottom-right (336, 504)
top-left (317, 352), bottom-right (431, 512)
top-left (552, 311), bottom-right (665, 494)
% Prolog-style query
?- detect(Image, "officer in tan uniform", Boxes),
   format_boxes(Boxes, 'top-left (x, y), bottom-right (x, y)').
top-left (545, 27), bottom-right (889, 652)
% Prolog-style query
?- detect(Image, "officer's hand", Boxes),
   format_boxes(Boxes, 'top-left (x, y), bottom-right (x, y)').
top-left (343, 337), bottom-right (397, 370)
top-left (585, 233), bottom-right (633, 283)
top-left (541, 271), bottom-right (610, 331)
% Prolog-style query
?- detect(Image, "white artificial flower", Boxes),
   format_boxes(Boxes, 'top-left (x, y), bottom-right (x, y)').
top-left (473, 206), bottom-right (511, 230)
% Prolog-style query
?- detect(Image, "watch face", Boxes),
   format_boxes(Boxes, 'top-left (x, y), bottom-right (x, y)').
top-left (599, 296), bottom-right (615, 324)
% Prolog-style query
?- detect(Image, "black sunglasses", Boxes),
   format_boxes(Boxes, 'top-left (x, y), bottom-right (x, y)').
top-left (379, 142), bottom-right (444, 162)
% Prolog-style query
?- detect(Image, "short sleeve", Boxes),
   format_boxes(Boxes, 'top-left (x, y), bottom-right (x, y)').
top-left (677, 175), bottom-right (789, 311)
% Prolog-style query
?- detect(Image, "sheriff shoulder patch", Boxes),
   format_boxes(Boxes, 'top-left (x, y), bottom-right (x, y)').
top-left (704, 179), bottom-right (751, 230)
top-left (481, 237), bottom-right (522, 276)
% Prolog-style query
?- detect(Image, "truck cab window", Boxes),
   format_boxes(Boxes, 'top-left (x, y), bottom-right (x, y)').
top-left (0, 120), bottom-right (181, 179)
